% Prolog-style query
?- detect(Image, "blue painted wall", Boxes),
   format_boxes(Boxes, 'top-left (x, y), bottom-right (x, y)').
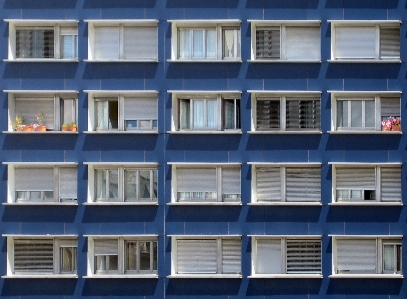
top-left (0, 0), bottom-right (406, 298)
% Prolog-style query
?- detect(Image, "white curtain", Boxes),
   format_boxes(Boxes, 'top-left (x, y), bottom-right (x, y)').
top-left (206, 100), bottom-right (217, 128)
top-left (193, 100), bottom-right (205, 128)
top-left (193, 30), bottom-right (204, 58)
top-left (206, 29), bottom-right (217, 58)
top-left (223, 29), bottom-right (235, 58)
top-left (179, 29), bottom-right (191, 58)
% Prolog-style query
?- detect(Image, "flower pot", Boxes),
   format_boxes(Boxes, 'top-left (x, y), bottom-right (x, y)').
top-left (392, 124), bottom-right (401, 131)
top-left (382, 125), bottom-right (391, 131)
top-left (21, 125), bottom-right (33, 131)
top-left (62, 125), bottom-right (69, 131)
top-left (34, 125), bottom-right (46, 131)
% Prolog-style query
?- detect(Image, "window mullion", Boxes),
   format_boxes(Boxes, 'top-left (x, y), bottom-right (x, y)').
top-left (217, 238), bottom-right (222, 274)
top-left (105, 170), bottom-right (110, 201)
top-left (190, 99), bottom-right (194, 129)
top-left (347, 101), bottom-right (352, 128)
top-left (377, 239), bottom-right (382, 274)
top-left (53, 238), bottom-right (58, 274)
top-left (376, 166), bottom-right (381, 202)
top-left (119, 24), bottom-right (124, 59)
top-left (217, 25), bottom-right (221, 60)
top-left (375, 96), bottom-right (381, 130)
top-left (281, 238), bottom-right (286, 274)
top-left (281, 96), bottom-right (286, 130)
top-left (280, 25), bottom-right (285, 60)
top-left (281, 167), bottom-right (286, 202)
top-left (375, 25), bottom-right (380, 60)
top-left (217, 167), bottom-right (222, 202)
top-left (203, 29), bottom-right (207, 58)
top-left (119, 167), bottom-right (124, 202)
top-left (54, 167), bottom-right (59, 202)
top-left (118, 95), bottom-right (124, 131)
top-left (54, 25), bottom-right (60, 59)
top-left (118, 238), bottom-right (124, 274)
top-left (362, 100), bottom-right (366, 128)
top-left (218, 95), bottom-right (222, 130)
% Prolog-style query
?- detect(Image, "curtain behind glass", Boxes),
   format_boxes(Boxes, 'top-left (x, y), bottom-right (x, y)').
top-left (95, 170), bottom-right (107, 200)
top-left (193, 30), bottom-right (204, 58)
top-left (179, 29), bottom-right (191, 58)
top-left (96, 101), bottom-right (108, 130)
top-left (180, 99), bottom-right (190, 129)
top-left (193, 100), bottom-right (205, 128)
top-left (206, 100), bottom-right (217, 128)
top-left (223, 29), bottom-right (235, 58)
top-left (206, 29), bottom-right (217, 58)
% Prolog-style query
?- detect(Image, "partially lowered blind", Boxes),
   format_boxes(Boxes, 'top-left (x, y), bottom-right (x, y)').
top-left (94, 26), bottom-right (120, 60)
top-left (123, 26), bottom-right (157, 59)
top-left (380, 27), bottom-right (400, 58)
top-left (256, 98), bottom-right (280, 129)
top-left (221, 167), bottom-right (241, 196)
top-left (176, 239), bottom-right (217, 274)
top-left (15, 98), bottom-right (54, 129)
top-left (177, 168), bottom-right (216, 192)
top-left (94, 239), bottom-right (118, 255)
top-left (335, 26), bottom-right (376, 59)
top-left (286, 168), bottom-right (321, 202)
top-left (336, 239), bottom-right (377, 273)
top-left (381, 97), bottom-right (400, 117)
top-left (381, 167), bottom-right (401, 202)
top-left (336, 167), bottom-right (375, 190)
top-left (256, 167), bottom-right (281, 201)
top-left (14, 239), bottom-right (54, 273)
top-left (123, 97), bottom-right (157, 120)
top-left (285, 26), bottom-right (320, 60)
top-left (286, 98), bottom-right (320, 130)
top-left (256, 27), bottom-right (280, 59)
top-left (221, 239), bottom-right (241, 274)
top-left (286, 239), bottom-right (321, 273)
top-left (59, 167), bottom-right (77, 200)
top-left (15, 167), bottom-right (54, 191)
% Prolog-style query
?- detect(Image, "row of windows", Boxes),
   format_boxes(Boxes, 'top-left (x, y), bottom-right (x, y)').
top-left (4, 235), bottom-right (402, 278)
top-left (5, 19), bottom-right (402, 62)
top-left (6, 91), bottom-right (402, 133)
top-left (4, 163), bottom-right (402, 205)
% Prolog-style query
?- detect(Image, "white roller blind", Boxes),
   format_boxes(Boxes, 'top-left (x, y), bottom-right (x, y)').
top-left (14, 239), bottom-right (54, 273)
top-left (221, 239), bottom-right (241, 274)
top-left (336, 167), bottom-right (376, 189)
top-left (176, 239), bottom-right (217, 274)
top-left (60, 26), bottom-right (77, 35)
top-left (286, 168), bottom-right (321, 202)
top-left (123, 26), bottom-right (157, 59)
top-left (94, 239), bottom-right (118, 255)
top-left (381, 97), bottom-right (400, 117)
top-left (335, 26), bottom-right (376, 59)
top-left (381, 167), bottom-right (401, 202)
top-left (59, 167), bottom-right (77, 200)
top-left (285, 26), bottom-right (320, 60)
top-left (256, 168), bottom-right (281, 201)
top-left (380, 27), bottom-right (400, 58)
top-left (336, 239), bottom-right (377, 273)
top-left (15, 98), bottom-right (54, 129)
top-left (286, 239), bottom-right (321, 273)
top-left (123, 97), bottom-right (157, 120)
top-left (177, 168), bottom-right (217, 192)
top-left (15, 168), bottom-right (54, 191)
top-left (256, 239), bottom-right (281, 274)
top-left (221, 167), bottom-right (240, 195)
top-left (94, 26), bottom-right (120, 60)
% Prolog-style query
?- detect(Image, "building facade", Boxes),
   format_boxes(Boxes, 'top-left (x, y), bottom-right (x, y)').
top-left (0, 0), bottom-right (406, 298)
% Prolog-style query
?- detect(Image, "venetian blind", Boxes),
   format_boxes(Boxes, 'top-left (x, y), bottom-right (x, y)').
top-left (286, 168), bottom-right (321, 202)
top-left (14, 239), bottom-right (54, 273)
top-left (59, 167), bottom-right (77, 201)
top-left (256, 167), bottom-right (281, 201)
top-left (176, 239), bottom-right (217, 274)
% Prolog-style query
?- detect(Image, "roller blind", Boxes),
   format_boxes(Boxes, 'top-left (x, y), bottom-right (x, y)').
top-left (94, 26), bottom-right (120, 60)
top-left (221, 239), bottom-right (241, 274)
top-left (335, 167), bottom-right (375, 189)
top-left (285, 26), bottom-right (320, 60)
top-left (256, 167), bottom-right (281, 201)
top-left (221, 167), bottom-right (240, 195)
top-left (176, 239), bottom-right (217, 274)
top-left (381, 167), bottom-right (401, 202)
top-left (15, 98), bottom-right (54, 129)
top-left (336, 239), bottom-right (377, 273)
top-left (335, 26), bottom-right (376, 59)
top-left (59, 167), bottom-right (77, 200)
top-left (15, 167), bottom-right (54, 191)
top-left (177, 168), bottom-right (217, 192)
top-left (94, 239), bottom-right (118, 255)
top-left (123, 26), bottom-right (157, 59)
top-left (286, 168), bottom-right (321, 202)
top-left (286, 239), bottom-right (321, 273)
top-left (256, 239), bottom-right (282, 274)
top-left (14, 239), bottom-right (54, 273)
top-left (381, 97), bottom-right (400, 117)
top-left (123, 97), bottom-right (157, 120)
top-left (380, 27), bottom-right (400, 58)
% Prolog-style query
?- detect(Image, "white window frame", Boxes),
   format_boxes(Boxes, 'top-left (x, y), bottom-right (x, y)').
top-left (330, 163), bottom-right (402, 205)
top-left (4, 162), bottom-right (78, 205)
top-left (85, 91), bottom-right (158, 133)
top-left (170, 91), bottom-right (241, 133)
top-left (169, 235), bottom-right (242, 278)
top-left (331, 235), bottom-right (403, 278)
top-left (249, 163), bottom-right (322, 205)
top-left (85, 235), bottom-right (158, 278)
top-left (4, 235), bottom-right (78, 278)
top-left (85, 162), bottom-right (158, 205)
top-left (169, 20), bottom-right (241, 62)
top-left (6, 90), bottom-right (78, 133)
top-left (169, 163), bottom-right (241, 205)
top-left (329, 20), bottom-right (401, 62)
top-left (85, 19), bottom-right (158, 62)
top-left (6, 19), bottom-right (78, 61)
top-left (249, 20), bottom-right (321, 62)
top-left (330, 91), bottom-right (401, 133)
top-left (249, 91), bottom-right (321, 133)
top-left (250, 235), bottom-right (322, 278)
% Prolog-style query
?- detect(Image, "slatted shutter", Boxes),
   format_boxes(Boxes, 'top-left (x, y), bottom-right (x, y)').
top-left (15, 98), bottom-right (54, 129)
top-left (123, 97), bottom-right (157, 120)
top-left (94, 26), bottom-right (120, 60)
top-left (256, 27), bottom-right (280, 59)
top-left (285, 27), bottom-right (320, 60)
top-left (335, 26), bottom-right (376, 59)
top-left (336, 239), bottom-right (377, 273)
top-left (123, 26), bottom-right (157, 59)
top-left (256, 239), bottom-right (282, 274)
top-left (335, 167), bottom-right (375, 190)
top-left (176, 239), bottom-right (217, 274)
top-left (94, 239), bottom-right (118, 256)
top-left (59, 167), bottom-right (77, 201)
top-left (177, 168), bottom-right (217, 198)
top-left (381, 167), bottom-right (401, 202)
top-left (15, 167), bottom-right (54, 192)
top-left (380, 27), bottom-right (400, 58)
top-left (221, 239), bottom-right (241, 274)
top-left (256, 167), bottom-right (281, 201)
top-left (14, 239), bottom-right (54, 273)
top-left (221, 167), bottom-right (240, 200)
top-left (286, 168), bottom-right (321, 202)
top-left (381, 97), bottom-right (400, 118)
top-left (256, 98), bottom-right (280, 129)
top-left (286, 239), bottom-right (321, 273)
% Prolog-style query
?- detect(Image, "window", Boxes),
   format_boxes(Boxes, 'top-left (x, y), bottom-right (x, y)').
top-left (6, 236), bottom-right (77, 277)
top-left (250, 21), bottom-right (321, 61)
top-left (170, 236), bottom-right (241, 277)
top-left (330, 21), bottom-right (400, 61)
top-left (170, 20), bottom-right (241, 61)
top-left (171, 91), bottom-right (241, 132)
top-left (5, 163), bottom-right (77, 204)
top-left (86, 91), bottom-right (158, 132)
top-left (7, 91), bottom-right (78, 132)
top-left (251, 236), bottom-right (321, 277)
top-left (330, 92), bottom-right (401, 132)
top-left (251, 164), bottom-right (321, 203)
top-left (332, 236), bottom-right (402, 276)
top-left (86, 20), bottom-right (158, 61)
top-left (170, 163), bottom-right (241, 203)
top-left (86, 163), bottom-right (158, 203)
top-left (331, 164), bottom-right (401, 203)
top-left (7, 20), bottom-right (78, 60)
top-left (87, 236), bottom-right (157, 277)
top-left (251, 92), bottom-right (321, 132)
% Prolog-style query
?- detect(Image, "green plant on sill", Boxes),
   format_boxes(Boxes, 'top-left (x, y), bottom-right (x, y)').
top-left (62, 122), bottom-right (76, 127)
top-left (11, 115), bottom-right (24, 131)
top-left (35, 112), bottom-right (45, 126)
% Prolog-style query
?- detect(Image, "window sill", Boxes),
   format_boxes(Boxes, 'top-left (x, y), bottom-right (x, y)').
top-left (329, 202), bottom-right (402, 206)
top-left (84, 131), bottom-right (158, 134)
top-left (167, 274), bottom-right (242, 279)
top-left (249, 202), bottom-right (322, 206)
top-left (329, 274), bottom-right (403, 279)
top-left (2, 274), bottom-right (78, 278)
top-left (4, 59), bottom-right (79, 63)
top-left (3, 131), bottom-right (78, 134)
top-left (248, 130), bottom-right (322, 134)
top-left (84, 202), bottom-right (158, 206)
top-left (248, 59), bottom-right (321, 63)
top-left (83, 274), bottom-right (158, 279)
top-left (249, 274), bottom-right (322, 279)
top-left (167, 59), bottom-right (242, 63)
top-left (3, 202), bottom-right (78, 206)
top-left (328, 59), bottom-right (401, 63)
top-left (168, 130), bottom-right (242, 134)
top-left (328, 130), bottom-right (402, 134)
top-left (84, 59), bottom-right (158, 63)
top-left (168, 202), bottom-right (242, 206)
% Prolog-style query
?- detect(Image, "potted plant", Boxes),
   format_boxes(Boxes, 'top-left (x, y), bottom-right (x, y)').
top-left (11, 115), bottom-right (24, 131)
top-left (381, 118), bottom-right (392, 131)
top-left (33, 112), bottom-right (46, 131)
top-left (62, 122), bottom-right (77, 132)
top-left (391, 118), bottom-right (401, 131)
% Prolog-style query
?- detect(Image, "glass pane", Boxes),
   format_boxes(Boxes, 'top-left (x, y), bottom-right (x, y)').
top-left (223, 29), bottom-right (235, 58)
top-left (109, 255), bottom-right (118, 271)
top-left (109, 170), bottom-right (119, 199)
top-left (108, 101), bottom-right (118, 129)
top-left (95, 256), bottom-right (107, 272)
top-left (126, 242), bottom-right (138, 270)
top-left (365, 100), bottom-right (375, 128)
top-left (257, 99), bottom-right (280, 129)
top-left (193, 100), bottom-right (205, 128)
top-left (139, 120), bottom-right (151, 130)
top-left (16, 191), bottom-right (29, 201)
top-left (30, 191), bottom-right (41, 200)
top-left (224, 99), bottom-right (235, 129)
top-left (336, 190), bottom-right (349, 201)
top-left (125, 120), bottom-right (137, 130)
top-left (192, 30), bottom-right (204, 58)
top-left (139, 242), bottom-right (151, 271)
top-left (384, 245), bottom-right (395, 271)
top-left (351, 101), bottom-right (362, 127)
top-left (179, 29), bottom-right (190, 58)
top-left (337, 101), bottom-right (348, 128)
top-left (236, 29), bottom-right (241, 58)
top-left (16, 29), bottom-right (54, 58)
top-left (180, 100), bottom-right (190, 129)
top-left (96, 101), bottom-right (108, 130)
top-left (62, 98), bottom-right (76, 125)
top-left (61, 34), bottom-right (77, 59)
top-left (60, 247), bottom-right (76, 273)
top-left (44, 191), bottom-right (54, 200)
top-left (206, 29), bottom-right (217, 58)
top-left (95, 170), bottom-right (107, 200)
top-left (125, 170), bottom-right (138, 201)
top-left (207, 100), bottom-right (217, 128)
top-left (351, 190), bottom-right (362, 199)
top-left (139, 171), bottom-right (151, 199)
